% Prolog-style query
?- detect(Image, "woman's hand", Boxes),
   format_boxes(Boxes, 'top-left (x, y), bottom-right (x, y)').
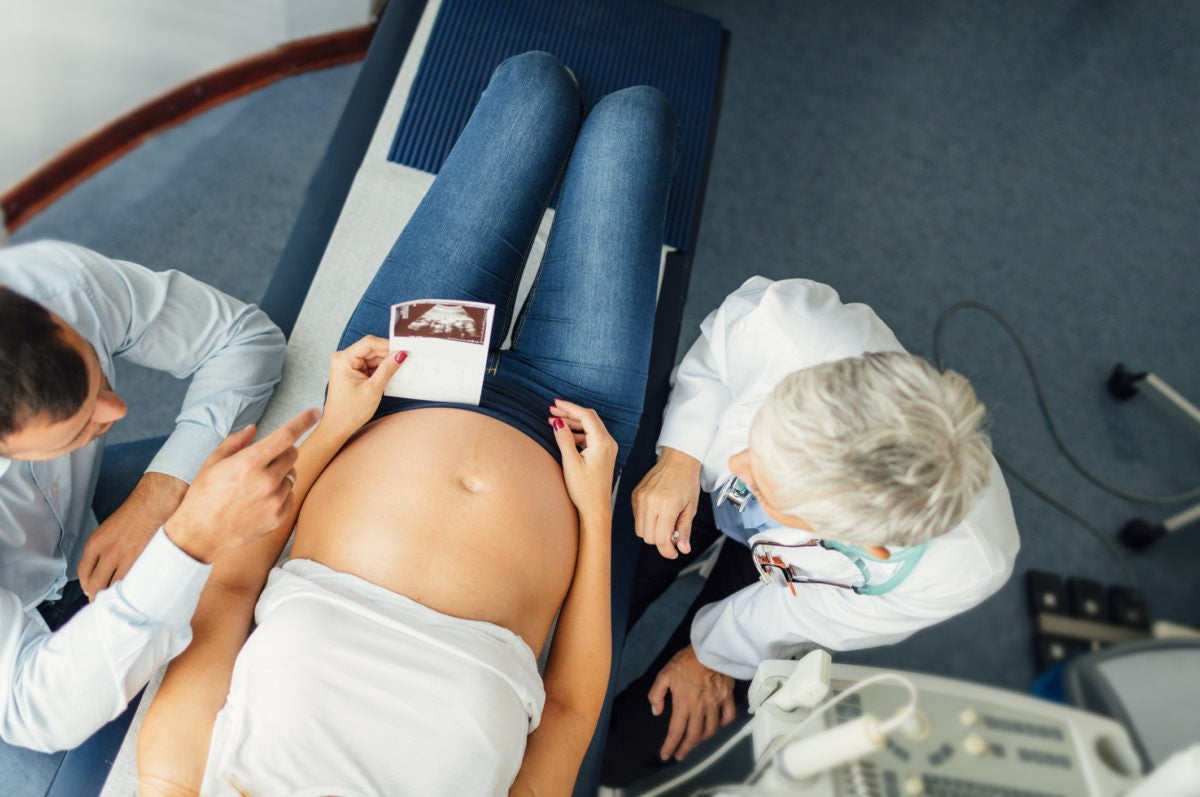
top-left (321, 335), bottom-right (406, 439)
top-left (549, 399), bottom-right (617, 518)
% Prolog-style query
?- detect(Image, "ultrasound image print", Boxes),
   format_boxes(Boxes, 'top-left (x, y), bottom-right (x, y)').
top-left (393, 302), bottom-right (488, 344)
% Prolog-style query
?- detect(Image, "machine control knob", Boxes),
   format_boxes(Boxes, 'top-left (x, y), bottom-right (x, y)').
top-left (963, 732), bottom-right (989, 757)
top-left (959, 707), bottom-right (981, 726)
top-left (903, 775), bottom-right (926, 795)
top-left (901, 708), bottom-right (932, 740)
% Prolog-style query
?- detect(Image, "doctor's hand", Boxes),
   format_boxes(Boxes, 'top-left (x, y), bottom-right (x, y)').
top-left (321, 335), bottom-right (407, 439)
top-left (632, 447), bottom-right (702, 558)
top-left (648, 644), bottom-right (736, 762)
top-left (79, 472), bottom-right (188, 600)
top-left (162, 409), bottom-right (320, 564)
top-left (550, 399), bottom-right (617, 519)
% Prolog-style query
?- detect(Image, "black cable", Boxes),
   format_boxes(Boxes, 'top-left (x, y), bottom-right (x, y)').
top-left (934, 301), bottom-right (1200, 505)
top-left (992, 450), bottom-right (1140, 589)
top-left (930, 300), bottom-right (1200, 589)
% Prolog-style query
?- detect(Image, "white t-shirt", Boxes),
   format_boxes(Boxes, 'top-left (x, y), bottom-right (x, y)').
top-left (201, 560), bottom-right (544, 796)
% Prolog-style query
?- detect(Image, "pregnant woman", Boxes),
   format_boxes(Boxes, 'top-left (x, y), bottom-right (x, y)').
top-left (136, 50), bottom-right (678, 796)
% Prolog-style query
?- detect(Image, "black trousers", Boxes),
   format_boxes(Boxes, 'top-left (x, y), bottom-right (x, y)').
top-left (600, 497), bottom-right (761, 787)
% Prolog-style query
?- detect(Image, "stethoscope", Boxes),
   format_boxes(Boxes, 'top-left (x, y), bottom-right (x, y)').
top-left (716, 475), bottom-right (928, 596)
top-left (715, 475), bottom-right (754, 511)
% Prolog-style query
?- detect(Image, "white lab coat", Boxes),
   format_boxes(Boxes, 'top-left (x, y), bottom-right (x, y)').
top-left (657, 277), bottom-right (1020, 680)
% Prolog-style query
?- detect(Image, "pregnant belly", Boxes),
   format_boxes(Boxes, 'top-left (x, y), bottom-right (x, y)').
top-left (289, 407), bottom-right (579, 654)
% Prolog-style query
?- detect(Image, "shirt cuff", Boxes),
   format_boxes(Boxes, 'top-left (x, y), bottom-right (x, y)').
top-left (146, 422), bottom-right (225, 484)
top-left (114, 527), bottom-right (212, 627)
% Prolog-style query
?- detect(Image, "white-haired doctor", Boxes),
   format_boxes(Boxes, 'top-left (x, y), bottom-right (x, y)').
top-left (599, 276), bottom-right (1021, 787)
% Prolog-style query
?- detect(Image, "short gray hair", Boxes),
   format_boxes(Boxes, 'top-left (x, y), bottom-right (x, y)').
top-left (748, 351), bottom-right (992, 547)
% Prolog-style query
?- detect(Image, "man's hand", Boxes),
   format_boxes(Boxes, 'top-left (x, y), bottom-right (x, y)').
top-left (79, 472), bottom-right (189, 600)
top-left (648, 644), bottom-right (736, 762)
top-left (632, 447), bottom-right (702, 558)
top-left (162, 409), bottom-right (321, 564)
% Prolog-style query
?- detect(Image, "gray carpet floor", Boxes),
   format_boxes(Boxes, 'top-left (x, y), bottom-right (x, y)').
top-left (11, 0), bottom-right (1200, 734)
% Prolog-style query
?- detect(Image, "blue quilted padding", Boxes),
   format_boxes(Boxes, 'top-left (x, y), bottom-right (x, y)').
top-left (388, 0), bottom-right (723, 250)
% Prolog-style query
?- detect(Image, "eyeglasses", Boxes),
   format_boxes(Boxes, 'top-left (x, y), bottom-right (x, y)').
top-left (750, 540), bottom-right (862, 596)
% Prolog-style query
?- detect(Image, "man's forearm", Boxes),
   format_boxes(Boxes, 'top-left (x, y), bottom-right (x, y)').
top-left (80, 472), bottom-right (191, 597)
top-left (130, 472), bottom-right (189, 525)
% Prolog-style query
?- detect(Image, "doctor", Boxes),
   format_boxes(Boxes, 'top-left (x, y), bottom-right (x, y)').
top-left (0, 240), bottom-right (305, 763)
top-left (600, 276), bottom-right (1020, 786)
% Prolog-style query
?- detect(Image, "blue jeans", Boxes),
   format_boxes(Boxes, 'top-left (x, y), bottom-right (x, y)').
top-left (339, 51), bottom-right (680, 469)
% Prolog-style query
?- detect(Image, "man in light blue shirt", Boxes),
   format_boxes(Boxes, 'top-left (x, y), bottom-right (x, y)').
top-left (0, 240), bottom-right (298, 767)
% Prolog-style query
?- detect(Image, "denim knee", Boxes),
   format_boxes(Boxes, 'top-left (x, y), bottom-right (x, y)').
top-left (590, 86), bottom-right (679, 132)
top-left (587, 85), bottom-right (680, 160)
top-left (492, 50), bottom-right (581, 114)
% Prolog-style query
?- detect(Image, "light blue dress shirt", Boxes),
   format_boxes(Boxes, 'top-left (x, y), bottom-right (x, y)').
top-left (0, 240), bottom-right (285, 751)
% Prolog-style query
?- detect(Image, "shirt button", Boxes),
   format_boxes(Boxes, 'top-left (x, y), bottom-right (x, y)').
top-left (51, 483), bottom-right (59, 496)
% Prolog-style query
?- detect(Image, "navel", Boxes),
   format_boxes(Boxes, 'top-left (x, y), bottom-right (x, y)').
top-left (458, 474), bottom-right (486, 493)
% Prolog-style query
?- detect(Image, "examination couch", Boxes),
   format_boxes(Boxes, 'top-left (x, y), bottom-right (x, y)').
top-left (53, 0), bottom-right (728, 793)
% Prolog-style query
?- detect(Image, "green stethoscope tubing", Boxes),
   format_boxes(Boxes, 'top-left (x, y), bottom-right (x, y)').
top-left (722, 475), bottom-right (930, 595)
top-left (819, 539), bottom-right (929, 596)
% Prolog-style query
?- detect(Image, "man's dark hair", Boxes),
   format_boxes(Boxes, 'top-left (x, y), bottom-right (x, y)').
top-left (0, 286), bottom-right (90, 438)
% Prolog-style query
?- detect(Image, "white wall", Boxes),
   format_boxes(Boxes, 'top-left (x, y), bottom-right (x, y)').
top-left (0, 0), bottom-right (374, 194)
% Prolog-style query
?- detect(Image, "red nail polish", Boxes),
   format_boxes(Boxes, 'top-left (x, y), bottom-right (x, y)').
top-left (552, 418), bottom-right (565, 431)
top-left (394, 351), bottom-right (408, 364)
